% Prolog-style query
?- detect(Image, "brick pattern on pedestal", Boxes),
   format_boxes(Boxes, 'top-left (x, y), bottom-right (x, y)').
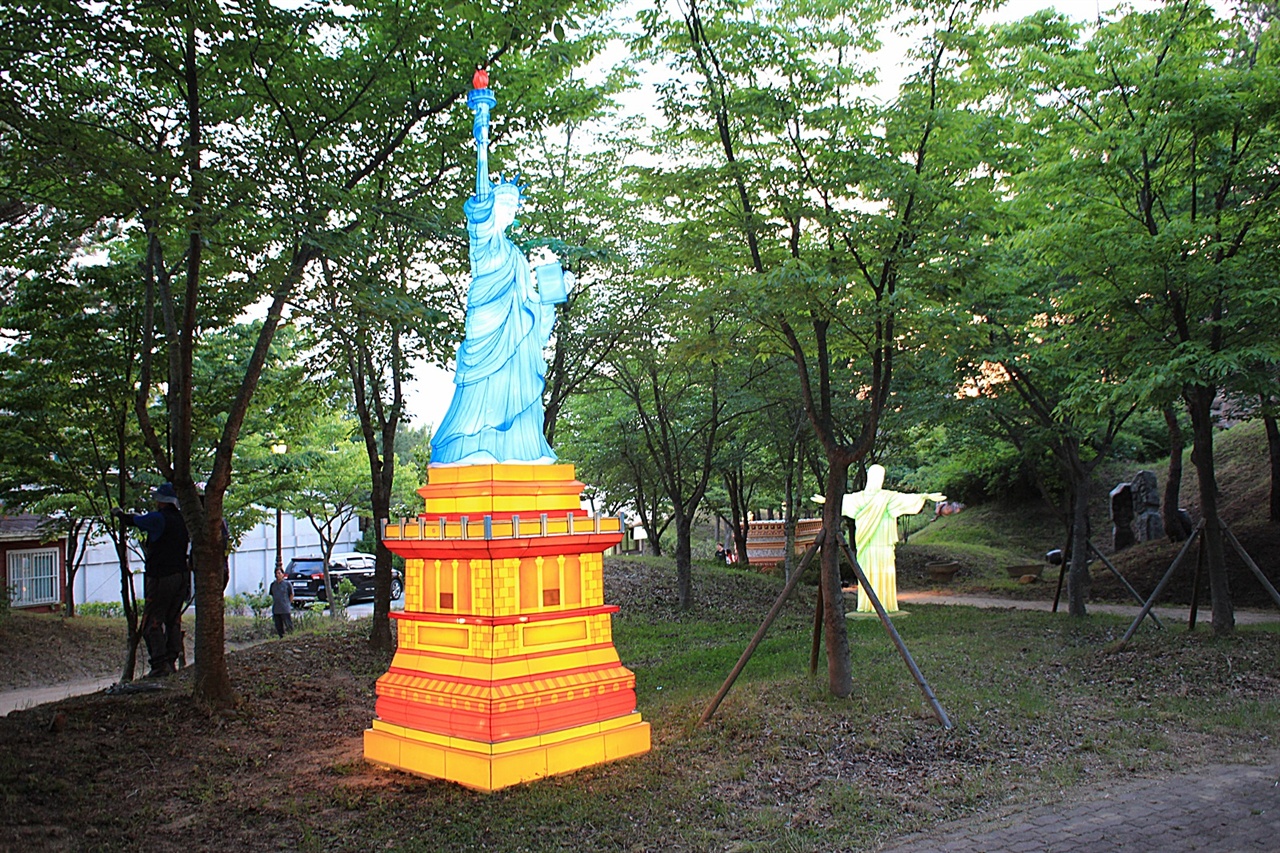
top-left (363, 463), bottom-right (651, 791)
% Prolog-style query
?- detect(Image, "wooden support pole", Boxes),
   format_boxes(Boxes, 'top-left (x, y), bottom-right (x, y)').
top-left (1188, 532), bottom-right (1206, 630)
top-left (1223, 525), bottom-right (1280, 609)
top-left (837, 537), bottom-right (952, 730)
top-left (1087, 541), bottom-right (1163, 630)
top-left (1052, 560), bottom-right (1067, 613)
top-left (809, 578), bottom-right (824, 676)
top-left (699, 533), bottom-right (823, 726)
top-left (1117, 520), bottom-right (1204, 648)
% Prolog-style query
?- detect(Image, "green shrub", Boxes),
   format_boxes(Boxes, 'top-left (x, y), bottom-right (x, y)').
top-left (79, 601), bottom-right (128, 618)
top-left (330, 577), bottom-right (356, 619)
top-left (294, 600), bottom-right (328, 631)
top-left (224, 614), bottom-right (275, 643)
top-left (223, 592), bottom-right (251, 617)
top-left (245, 584), bottom-right (272, 619)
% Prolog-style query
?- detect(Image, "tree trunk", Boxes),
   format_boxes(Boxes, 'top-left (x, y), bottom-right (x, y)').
top-left (1162, 403), bottom-right (1190, 540)
top-left (115, 515), bottom-right (141, 682)
top-left (675, 514), bottom-right (693, 608)
top-left (638, 486), bottom-right (664, 558)
top-left (1264, 410), bottom-right (1280, 524)
top-left (724, 468), bottom-right (750, 567)
top-left (819, 465), bottom-right (852, 698)
top-left (191, 515), bottom-right (235, 708)
top-left (63, 517), bottom-right (86, 618)
top-left (321, 547), bottom-right (338, 620)
top-left (731, 516), bottom-right (749, 570)
top-left (1186, 386), bottom-right (1234, 635)
top-left (1066, 476), bottom-right (1091, 617)
top-left (782, 430), bottom-right (804, 579)
top-left (369, 485), bottom-right (394, 651)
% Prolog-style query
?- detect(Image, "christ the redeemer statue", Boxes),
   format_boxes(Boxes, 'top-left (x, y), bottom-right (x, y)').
top-left (815, 465), bottom-right (945, 613)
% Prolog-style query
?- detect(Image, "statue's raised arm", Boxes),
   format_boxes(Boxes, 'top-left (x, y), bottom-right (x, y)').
top-left (468, 69), bottom-right (495, 201)
top-left (817, 464), bottom-right (943, 614)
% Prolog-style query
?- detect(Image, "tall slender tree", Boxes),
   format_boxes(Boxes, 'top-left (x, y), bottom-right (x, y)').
top-left (1, 0), bottom-right (618, 706)
top-left (635, 0), bottom-right (1001, 695)
top-left (992, 0), bottom-right (1280, 634)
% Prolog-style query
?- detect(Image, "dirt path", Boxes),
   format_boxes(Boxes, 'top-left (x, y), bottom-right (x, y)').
top-left (0, 637), bottom-right (269, 717)
top-left (896, 590), bottom-right (1280, 624)
top-left (0, 676), bottom-right (120, 716)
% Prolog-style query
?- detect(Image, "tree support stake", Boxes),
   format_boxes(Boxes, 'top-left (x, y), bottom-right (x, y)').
top-left (1087, 541), bottom-right (1163, 630)
top-left (700, 534), bottom-right (822, 726)
top-left (1117, 520), bottom-right (1205, 648)
top-left (838, 536), bottom-right (952, 730)
top-left (700, 529), bottom-right (952, 732)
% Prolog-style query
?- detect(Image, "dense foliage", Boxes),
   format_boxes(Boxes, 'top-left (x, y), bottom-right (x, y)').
top-left (2, 1), bottom-right (1277, 704)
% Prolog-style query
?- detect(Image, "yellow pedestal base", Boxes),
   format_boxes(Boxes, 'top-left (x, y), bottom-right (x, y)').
top-left (365, 462), bottom-right (651, 791)
top-left (364, 714), bottom-right (651, 792)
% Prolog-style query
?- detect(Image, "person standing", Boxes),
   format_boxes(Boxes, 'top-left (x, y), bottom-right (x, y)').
top-left (113, 483), bottom-right (191, 678)
top-left (269, 567), bottom-right (294, 638)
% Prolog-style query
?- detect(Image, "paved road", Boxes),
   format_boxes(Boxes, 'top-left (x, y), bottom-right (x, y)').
top-left (875, 755), bottom-right (1280, 852)
top-left (342, 599), bottom-right (403, 619)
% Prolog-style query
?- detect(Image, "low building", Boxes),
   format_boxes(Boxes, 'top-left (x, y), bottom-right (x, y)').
top-left (1, 514), bottom-right (67, 612)
top-left (73, 512), bottom-right (362, 605)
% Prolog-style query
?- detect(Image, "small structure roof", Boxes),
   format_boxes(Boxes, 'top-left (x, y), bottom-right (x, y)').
top-left (0, 513), bottom-right (52, 542)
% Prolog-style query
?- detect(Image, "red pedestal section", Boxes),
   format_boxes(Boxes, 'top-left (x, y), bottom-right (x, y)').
top-left (363, 464), bottom-right (650, 791)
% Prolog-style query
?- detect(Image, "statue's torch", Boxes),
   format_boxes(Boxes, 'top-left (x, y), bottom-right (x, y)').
top-left (468, 68), bottom-right (497, 200)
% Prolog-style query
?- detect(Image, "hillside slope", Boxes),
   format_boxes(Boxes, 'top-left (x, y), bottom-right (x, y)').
top-left (900, 420), bottom-right (1279, 608)
top-left (1102, 420), bottom-right (1279, 608)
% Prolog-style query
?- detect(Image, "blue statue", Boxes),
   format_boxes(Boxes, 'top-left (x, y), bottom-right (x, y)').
top-left (431, 71), bottom-right (572, 466)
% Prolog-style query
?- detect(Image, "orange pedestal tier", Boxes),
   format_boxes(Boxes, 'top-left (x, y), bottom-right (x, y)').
top-left (364, 463), bottom-right (651, 791)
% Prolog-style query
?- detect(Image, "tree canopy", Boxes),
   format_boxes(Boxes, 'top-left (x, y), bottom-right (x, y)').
top-left (3, 0), bottom-right (1277, 708)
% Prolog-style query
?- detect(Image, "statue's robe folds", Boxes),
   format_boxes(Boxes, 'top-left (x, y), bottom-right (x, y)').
top-left (843, 489), bottom-right (930, 613)
top-left (431, 200), bottom-right (563, 466)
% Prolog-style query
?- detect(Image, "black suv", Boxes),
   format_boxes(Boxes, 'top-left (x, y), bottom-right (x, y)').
top-left (285, 553), bottom-right (404, 606)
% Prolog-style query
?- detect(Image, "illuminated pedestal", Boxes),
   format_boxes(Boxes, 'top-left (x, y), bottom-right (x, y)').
top-left (363, 464), bottom-right (651, 791)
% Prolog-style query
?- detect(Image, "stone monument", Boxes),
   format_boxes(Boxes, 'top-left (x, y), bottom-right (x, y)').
top-left (1131, 470), bottom-right (1164, 542)
top-left (1109, 482), bottom-right (1135, 551)
top-left (1110, 470), bottom-right (1165, 551)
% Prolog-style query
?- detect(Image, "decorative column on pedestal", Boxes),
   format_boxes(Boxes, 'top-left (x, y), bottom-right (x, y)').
top-left (362, 70), bottom-right (650, 791)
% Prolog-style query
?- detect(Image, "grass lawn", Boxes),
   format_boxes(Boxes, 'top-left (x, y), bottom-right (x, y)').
top-left (2, 557), bottom-right (1278, 852)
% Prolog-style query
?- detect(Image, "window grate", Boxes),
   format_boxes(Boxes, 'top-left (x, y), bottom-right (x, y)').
top-left (7, 548), bottom-right (59, 607)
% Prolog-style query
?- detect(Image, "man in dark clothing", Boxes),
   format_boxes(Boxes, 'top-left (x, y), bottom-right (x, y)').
top-left (114, 483), bottom-right (191, 678)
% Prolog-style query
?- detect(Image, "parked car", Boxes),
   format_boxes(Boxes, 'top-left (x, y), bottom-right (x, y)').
top-left (285, 553), bottom-right (404, 606)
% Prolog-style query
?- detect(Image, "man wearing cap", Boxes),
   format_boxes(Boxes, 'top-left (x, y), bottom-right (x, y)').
top-left (113, 483), bottom-right (191, 678)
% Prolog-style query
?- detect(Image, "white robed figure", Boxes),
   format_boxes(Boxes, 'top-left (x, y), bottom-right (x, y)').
top-left (815, 465), bottom-right (944, 613)
top-left (430, 72), bottom-right (572, 466)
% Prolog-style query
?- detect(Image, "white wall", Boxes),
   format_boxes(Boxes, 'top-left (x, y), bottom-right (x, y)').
top-left (73, 512), bottom-right (362, 604)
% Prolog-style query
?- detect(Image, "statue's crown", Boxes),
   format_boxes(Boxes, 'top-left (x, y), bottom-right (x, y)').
top-left (493, 173), bottom-right (527, 201)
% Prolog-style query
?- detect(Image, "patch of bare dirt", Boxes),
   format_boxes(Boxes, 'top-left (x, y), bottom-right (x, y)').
top-left (0, 620), bottom-right (385, 852)
top-left (1096, 520), bottom-right (1280, 608)
top-left (604, 555), bottom-right (793, 621)
top-left (0, 612), bottom-right (126, 691)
